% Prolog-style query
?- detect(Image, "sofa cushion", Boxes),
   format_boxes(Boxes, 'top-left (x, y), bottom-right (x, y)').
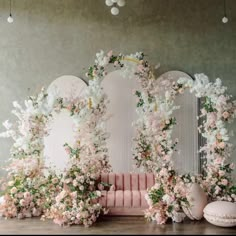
top-left (100, 190), bottom-right (148, 208)
top-left (132, 190), bottom-right (141, 208)
top-left (107, 191), bottom-right (115, 207)
top-left (124, 173), bottom-right (131, 190)
top-left (115, 174), bottom-right (124, 190)
top-left (131, 173), bottom-right (139, 190)
top-left (115, 190), bottom-right (124, 207)
top-left (124, 190), bottom-right (132, 207)
top-left (100, 173), bottom-right (155, 191)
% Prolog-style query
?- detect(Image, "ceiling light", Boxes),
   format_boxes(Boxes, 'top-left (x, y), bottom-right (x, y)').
top-left (105, 0), bottom-right (126, 15)
top-left (7, 0), bottom-right (13, 23)
top-left (222, 0), bottom-right (228, 23)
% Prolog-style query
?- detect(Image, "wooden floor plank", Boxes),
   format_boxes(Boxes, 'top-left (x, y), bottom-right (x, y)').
top-left (0, 216), bottom-right (236, 235)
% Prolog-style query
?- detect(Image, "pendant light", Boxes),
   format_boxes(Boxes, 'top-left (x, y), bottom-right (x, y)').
top-left (222, 0), bottom-right (228, 23)
top-left (7, 0), bottom-right (14, 23)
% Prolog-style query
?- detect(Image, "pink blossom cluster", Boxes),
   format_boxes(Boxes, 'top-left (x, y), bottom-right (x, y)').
top-left (144, 167), bottom-right (188, 224)
top-left (0, 171), bottom-right (62, 219)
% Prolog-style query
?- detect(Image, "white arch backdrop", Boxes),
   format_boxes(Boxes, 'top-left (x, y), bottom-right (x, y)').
top-left (157, 71), bottom-right (199, 174)
top-left (43, 72), bottom-right (199, 174)
top-left (44, 75), bottom-right (87, 174)
top-left (101, 70), bottom-right (141, 173)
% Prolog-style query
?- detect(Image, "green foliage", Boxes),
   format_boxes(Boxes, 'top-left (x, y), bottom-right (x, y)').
top-left (203, 97), bottom-right (216, 113)
top-left (148, 186), bottom-right (164, 204)
top-left (63, 143), bottom-right (81, 159)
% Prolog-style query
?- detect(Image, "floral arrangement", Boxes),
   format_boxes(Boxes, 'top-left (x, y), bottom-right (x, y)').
top-left (42, 158), bottom-right (106, 227)
top-left (1, 50), bottom-right (235, 227)
top-left (0, 50), bottom-right (155, 227)
top-left (137, 73), bottom-right (236, 224)
top-left (144, 166), bottom-right (188, 224)
top-left (0, 80), bottom-right (111, 226)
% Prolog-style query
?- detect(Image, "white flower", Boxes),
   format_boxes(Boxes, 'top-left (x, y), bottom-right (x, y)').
top-left (0, 196), bottom-right (5, 206)
top-left (96, 191), bottom-right (102, 197)
top-left (79, 185), bottom-right (84, 191)
top-left (2, 120), bottom-right (12, 130)
top-left (162, 194), bottom-right (173, 205)
top-left (177, 77), bottom-right (188, 84)
top-left (8, 181), bottom-right (15, 186)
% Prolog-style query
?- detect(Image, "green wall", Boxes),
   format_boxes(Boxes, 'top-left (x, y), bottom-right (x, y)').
top-left (0, 0), bottom-right (236, 175)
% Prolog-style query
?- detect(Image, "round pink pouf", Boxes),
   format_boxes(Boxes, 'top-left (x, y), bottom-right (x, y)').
top-left (203, 201), bottom-right (236, 227)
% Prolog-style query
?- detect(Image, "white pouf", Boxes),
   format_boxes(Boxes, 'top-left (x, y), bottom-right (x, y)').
top-left (203, 201), bottom-right (236, 227)
top-left (182, 183), bottom-right (208, 220)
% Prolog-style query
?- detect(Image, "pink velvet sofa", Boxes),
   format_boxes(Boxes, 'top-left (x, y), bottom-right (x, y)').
top-left (98, 173), bottom-right (155, 216)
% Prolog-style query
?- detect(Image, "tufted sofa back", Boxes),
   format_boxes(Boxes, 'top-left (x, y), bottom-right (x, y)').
top-left (100, 173), bottom-right (155, 191)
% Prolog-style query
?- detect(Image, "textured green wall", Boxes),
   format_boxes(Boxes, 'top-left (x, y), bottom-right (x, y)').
top-left (0, 0), bottom-right (236, 175)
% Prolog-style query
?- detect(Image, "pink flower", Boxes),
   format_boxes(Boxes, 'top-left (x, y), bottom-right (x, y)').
top-left (221, 179), bottom-right (228, 186)
top-left (64, 147), bottom-right (71, 155)
top-left (214, 157), bottom-right (223, 165)
top-left (109, 185), bottom-right (115, 191)
top-left (230, 163), bottom-right (235, 170)
top-left (155, 212), bottom-right (167, 224)
top-left (222, 111), bottom-right (229, 119)
top-left (19, 199), bottom-right (26, 206)
top-left (52, 178), bottom-right (59, 184)
top-left (114, 61), bottom-right (118, 66)
top-left (201, 108), bottom-right (207, 115)
top-left (97, 183), bottom-right (104, 191)
top-left (214, 185), bottom-right (221, 194)
top-left (32, 208), bottom-right (41, 217)
top-left (218, 170), bottom-right (225, 177)
top-left (137, 64), bottom-right (144, 72)
top-left (107, 50), bottom-right (113, 57)
top-left (23, 192), bottom-right (31, 199)
top-left (207, 112), bottom-right (217, 126)
top-left (10, 187), bottom-right (17, 194)
top-left (218, 142), bottom-right (225, 149)
top-left (216, 133), bottom-right (222, 140)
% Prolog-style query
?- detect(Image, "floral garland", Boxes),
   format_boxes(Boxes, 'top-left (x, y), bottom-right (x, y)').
top-left (172, 74), bottom-right (236, 201)
top-left (0, 83), bottom-right (111, 227)
top-left (0, 89), bottom-right (62, 219)
top-left (135, 73), bottom-right (236, 224)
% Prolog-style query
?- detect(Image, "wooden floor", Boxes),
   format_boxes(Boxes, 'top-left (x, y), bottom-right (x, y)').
top-left (0, 216), bottom-right (236, 235)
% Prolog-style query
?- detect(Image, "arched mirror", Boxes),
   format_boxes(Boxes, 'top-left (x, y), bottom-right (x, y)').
top-left (101, 70), bottom-right (141, 173)
top-left (44, 75), bottom-right (87, 174)
top-left (157, 71), bottom-right (199, 174)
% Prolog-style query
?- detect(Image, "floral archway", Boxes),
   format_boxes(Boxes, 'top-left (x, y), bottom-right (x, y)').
top-left (133, 73), bottom-right (236, 224)
top-left (0, 50), bottom-right (155, 226)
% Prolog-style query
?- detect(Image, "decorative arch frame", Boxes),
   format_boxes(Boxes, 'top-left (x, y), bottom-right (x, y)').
top-left (0, 50), bottom-right (155, 226)
top-left (142, 73), bottom-right (236, 224)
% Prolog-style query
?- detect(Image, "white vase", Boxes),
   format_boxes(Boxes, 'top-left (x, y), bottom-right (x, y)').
top-left (182, 183), bottom-right (208, 220)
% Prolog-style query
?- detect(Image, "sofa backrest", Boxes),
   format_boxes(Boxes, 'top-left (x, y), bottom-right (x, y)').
top-left (100, 173), bottom-right (155, 191)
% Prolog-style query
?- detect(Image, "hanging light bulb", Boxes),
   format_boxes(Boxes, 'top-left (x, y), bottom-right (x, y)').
top-left (222, 0), bottom-right (229, 23)
top-left (7, 14), bottom-right (14, 23)
top-left (111, 6), bottom-right (119, 15)
top-left (7, 0), bottom-right (13, 23)
top-left (222, 16), bottom-right (228, 23)
top-left (105, 0), bottom-right (113, 7)
top-left (117, 0), bottom-right (126, 7)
